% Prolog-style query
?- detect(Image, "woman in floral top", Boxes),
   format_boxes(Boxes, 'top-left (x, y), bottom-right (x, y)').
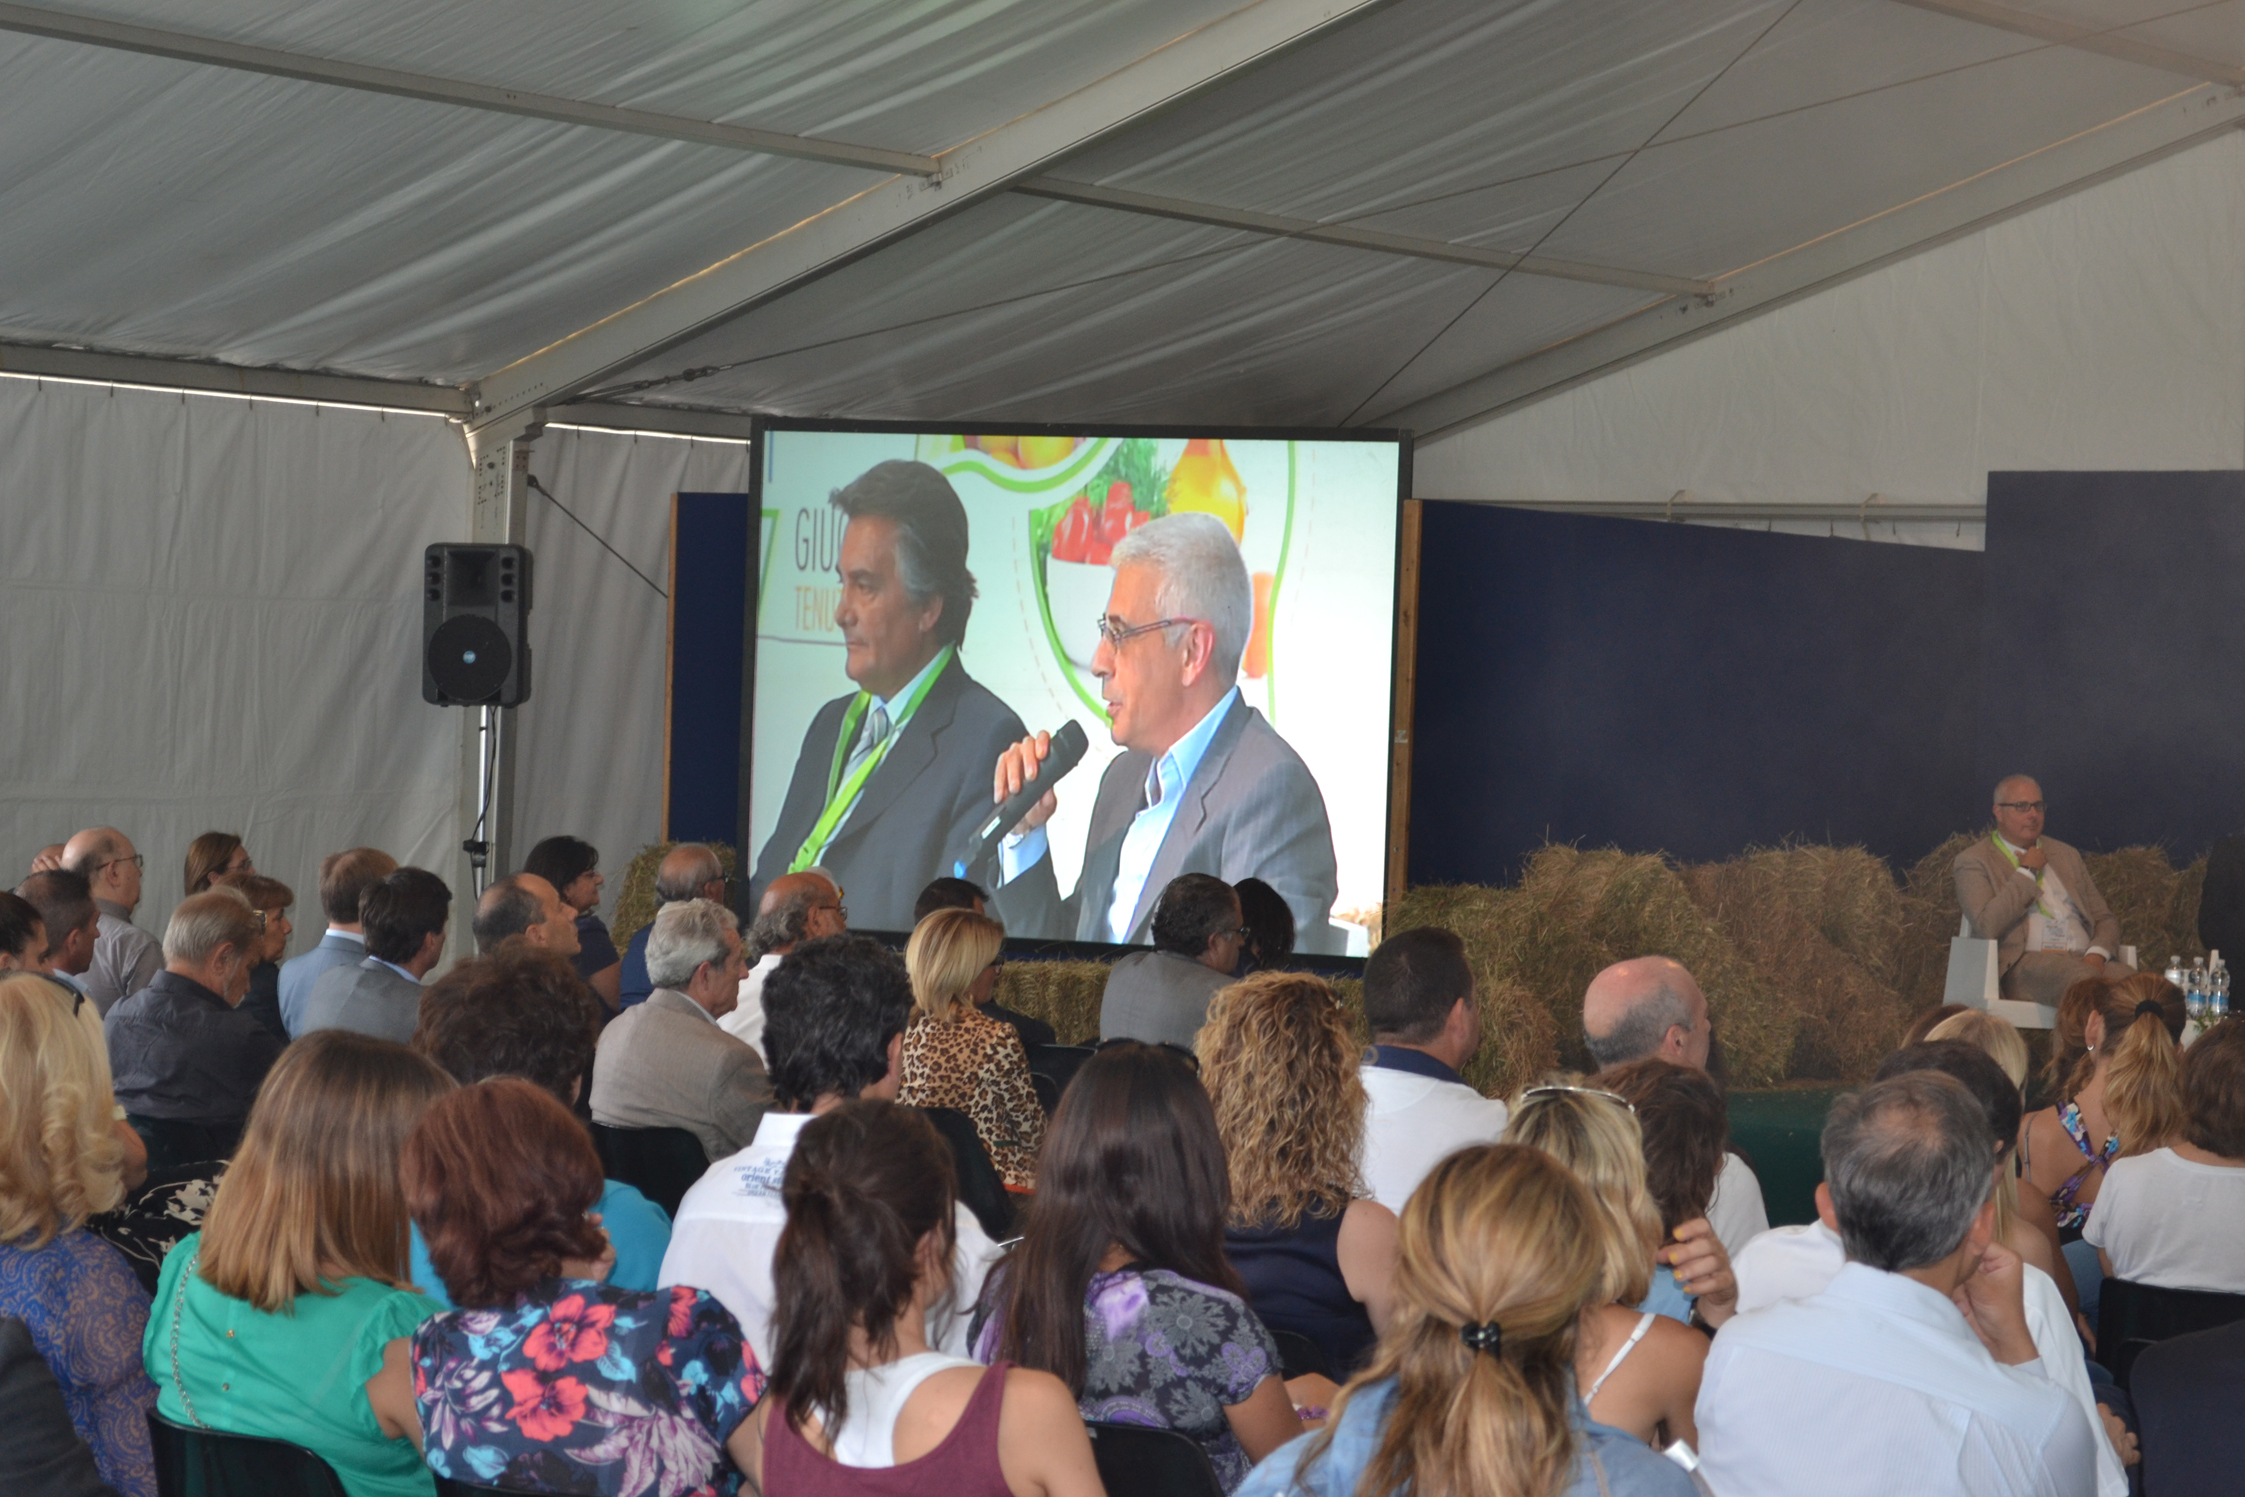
top-left (975, 1044), bottom-right (1295, 1491)
top-left (402, 1079), bottom-right (765, 1496)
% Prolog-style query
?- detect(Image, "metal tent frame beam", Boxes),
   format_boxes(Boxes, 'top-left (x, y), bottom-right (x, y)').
top-left (1893, 0), bottom-right (2245, 87)
top-left (465, 0), bottom-right (1403, 436)
top-left (1378, 84), bottom-right (2245, 441)
top-left (0, 341), bottom-right (470, 412)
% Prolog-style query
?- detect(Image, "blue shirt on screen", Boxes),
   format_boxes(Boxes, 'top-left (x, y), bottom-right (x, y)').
top-left (409, 1178), bottom-right (672, 1307)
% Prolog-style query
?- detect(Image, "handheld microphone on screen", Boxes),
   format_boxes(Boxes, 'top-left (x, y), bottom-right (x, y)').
top-left (963, 719), bottom-right (1091, 872)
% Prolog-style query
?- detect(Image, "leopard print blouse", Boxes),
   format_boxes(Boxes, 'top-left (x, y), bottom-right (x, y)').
top-left (899, 1007), bottom-right (1046, 1190)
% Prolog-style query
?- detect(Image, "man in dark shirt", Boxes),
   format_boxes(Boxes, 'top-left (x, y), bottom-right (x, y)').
top-left (104, 889), bottom-right (282, 1158)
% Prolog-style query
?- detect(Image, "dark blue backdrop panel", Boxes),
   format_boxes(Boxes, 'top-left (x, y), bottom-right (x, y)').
top-left (666, 493), bottom-right (755, 848)
top-left (1982, 471), bottom-right (2245, 858)
top-left (1407, 503), bottom-right (1984, 886)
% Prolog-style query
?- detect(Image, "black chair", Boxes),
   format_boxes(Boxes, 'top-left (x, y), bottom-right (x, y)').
top-left (919, 1106), bottom-right (1015, 1240)
top-left (148, 1410), bottom-right (349, 1497)
top-left (2132, 1319), bottom-right (2245, 1495)
top-left (126, 1115), bottom-right (236, 1174)
top-left (1026, 1043), bottom-right (1096, 1100)
top-left (1031, 1071), bottom-right (1060, 1117)
top-left (2096, 1276), bottom-right (2245, 1388)
top-left (431, 1475), bottom-right (509, 1497)
top-left (588, 1123), bottom-right (710, 1218)
top-left (1085, 1421), bottom-right (1225, 1497)
top-left (1270, 1327), bottom-right (1334, 1382)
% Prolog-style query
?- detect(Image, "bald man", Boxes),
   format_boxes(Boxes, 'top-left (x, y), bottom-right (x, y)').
top-left (1583, 954), bottom-right (1768, 1256)
top-left (1954, 774), bottom-right (2130, 1008)
top-left (720, 871), bottom-right (846, 1059)
top-left (617, 844), bottom-right (730, 1008)
top-left (472, 873), bottom-right (582, 958)
top-left (60, 827), bottom-right (160, 1015)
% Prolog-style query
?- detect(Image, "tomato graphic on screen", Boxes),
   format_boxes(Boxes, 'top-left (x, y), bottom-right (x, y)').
top-left (1051, 495), bottom-right (1095, 564)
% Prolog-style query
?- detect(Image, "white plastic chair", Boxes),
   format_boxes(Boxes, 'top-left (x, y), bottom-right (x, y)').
top-left (1944, 914), bottom-right (2057, 1030)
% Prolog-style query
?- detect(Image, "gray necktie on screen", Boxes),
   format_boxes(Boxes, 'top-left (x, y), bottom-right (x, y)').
top-left (843, 703), bottom-right (891, 785)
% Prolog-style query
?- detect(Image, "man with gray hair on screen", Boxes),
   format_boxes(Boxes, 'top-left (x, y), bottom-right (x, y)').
top-left (1583, 955), bottom-right (1768, 1255)
top-left (1697, 1071), bottom-right (2097, 1496)
top-left (591, 897), bottom-right (772, 1161)
top-left (988, 511), bottom-right (1341, 950)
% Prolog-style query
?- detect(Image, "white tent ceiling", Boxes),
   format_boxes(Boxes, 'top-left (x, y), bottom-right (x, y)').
top-left (5, 0), bottom-right (2245, 441)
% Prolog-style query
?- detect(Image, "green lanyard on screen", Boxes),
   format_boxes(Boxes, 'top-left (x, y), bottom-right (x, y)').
top-left (789, 646), bottom-right (953, 873)
top-left (1990, 833), bottom-right (2056, 919)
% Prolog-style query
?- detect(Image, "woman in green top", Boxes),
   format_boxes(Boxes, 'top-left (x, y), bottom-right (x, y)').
top-left (144, 1029), bottom-right (455, 1497)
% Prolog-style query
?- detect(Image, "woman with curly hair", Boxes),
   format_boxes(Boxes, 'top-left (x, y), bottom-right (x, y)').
top-left (1237, 1144), bottom-right (1692, 1497)
top-left (0, 972), bottom-right (156, 1497)
top-left (404, 1078), bottom-right (767, 1495)
top-left (1200, 972), bottom-right (1397, 1376)
top-left (1502, 1080), bottom-right (1724, 1451)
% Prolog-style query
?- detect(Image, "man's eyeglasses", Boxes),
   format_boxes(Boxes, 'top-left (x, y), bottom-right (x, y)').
top-left (1995, 800), bottom-right (2046, 814)
top-left (1520, 1083), bottom-right (1635, 1113)
top-left (1094, 614), bottom-right (1198, 648)
top-left (100, 854), bottom-right (146, 873)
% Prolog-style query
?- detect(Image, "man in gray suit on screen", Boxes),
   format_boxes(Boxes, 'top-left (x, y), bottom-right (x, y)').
top-left (988, 511), bottom-right (1341, 952)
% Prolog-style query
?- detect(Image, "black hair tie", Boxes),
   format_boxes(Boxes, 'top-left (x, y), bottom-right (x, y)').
top-left (2134, 1000), bottom-right (2166, 1022)
top-left (1459, 1321), bottom-right (1503, 1357)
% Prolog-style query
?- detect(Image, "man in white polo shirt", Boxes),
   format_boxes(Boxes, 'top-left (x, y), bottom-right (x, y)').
top-left (1357, 925), bottom-right (1509, 1213)
top-left (658, 933), bottom-right (998, 1368)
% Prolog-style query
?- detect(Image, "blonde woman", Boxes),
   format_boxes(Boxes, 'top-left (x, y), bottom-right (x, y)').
top-left (1201, 972), bottom-right (1398, 1375)
top-left (1502, 1080), bottom-right (1714, 1450)
top-left (145, 1030), bottom-right (454, 1497)
top-left (1926, 1010), bottom-right (2079, 1313)
top-left (900, 908), bottom-right (1044, 1190)
top-left (1237, 1145), bottom-right (1692, 1497)
top-left (0, 972), bottom-right (157, 1497)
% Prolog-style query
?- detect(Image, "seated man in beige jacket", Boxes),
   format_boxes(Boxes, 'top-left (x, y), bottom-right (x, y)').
top-left (1953, 775), bottom-right (2132, 1007)
top-left (591, 897), bottom-right (772, 1161)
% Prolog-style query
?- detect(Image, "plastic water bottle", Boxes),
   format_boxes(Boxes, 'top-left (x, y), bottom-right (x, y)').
top-left (2215, 962), bottom-right (2232, 1024)
top-left (2187, 960), bottom-right (2209, 1024)
top-left (2166, 953), bottom-right (2188, 990)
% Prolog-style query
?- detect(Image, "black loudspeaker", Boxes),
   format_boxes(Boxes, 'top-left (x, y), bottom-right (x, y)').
top-left (422, 544), bottom-right (533, 706)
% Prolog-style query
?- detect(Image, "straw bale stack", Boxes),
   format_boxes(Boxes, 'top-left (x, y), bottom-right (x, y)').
top-left (612, 842), bottom-right (738, 945)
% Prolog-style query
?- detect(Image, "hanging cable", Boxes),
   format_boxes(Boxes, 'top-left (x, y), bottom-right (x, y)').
top-left (526, 473), bottom-right (668, 598)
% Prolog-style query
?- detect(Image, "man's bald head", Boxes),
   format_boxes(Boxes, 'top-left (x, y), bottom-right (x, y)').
top-left (1990, 773), bottom-right (2045, 848)
top-left (473, 872), bottom-right (579, 957)
top-left (1583, 956), bottom-right (1710, 1072)
top-left (62, 827), bottom-right (141, 913)
top-left (749, 871), bottom-right (845, 959)
top-left (654, 844), bottom-right (724, 904)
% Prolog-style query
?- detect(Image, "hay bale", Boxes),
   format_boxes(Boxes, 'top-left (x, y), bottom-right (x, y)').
top-left (2169, 856), bottom-right (2209, 965)
top-left (991, 960), bottom-right (1108, 1045)
top-left (613, 842), bottom-right (738, 945)
top-left (2083, 847), bottom-right (2181, 973)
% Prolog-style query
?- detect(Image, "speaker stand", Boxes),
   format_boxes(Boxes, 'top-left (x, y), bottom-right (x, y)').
top-left (464, 704), bottom-right (500, 896)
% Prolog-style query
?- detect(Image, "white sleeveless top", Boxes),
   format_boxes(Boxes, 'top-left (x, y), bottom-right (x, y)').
top-left (825, 1352), bottom-right (983, 1467)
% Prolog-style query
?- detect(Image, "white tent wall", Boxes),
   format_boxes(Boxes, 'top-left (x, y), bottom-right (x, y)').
top-left (505, 425), bottom-right (755, 896)
top-left (1413, 130), bottom-right (2245, 550)
top-left (0, 376), bottom-right (464, 929)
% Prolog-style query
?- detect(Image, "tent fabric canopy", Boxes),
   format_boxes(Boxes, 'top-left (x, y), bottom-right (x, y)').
top-left (5, 0), bottom-right (2241, 437)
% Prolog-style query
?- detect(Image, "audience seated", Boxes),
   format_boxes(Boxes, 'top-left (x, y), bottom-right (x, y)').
top-left (180, 832), bottom-right (254, 895)
top-left (299, 868), bottom-right (453, 1045)
top-left (1698, 1071), bottom-right (2098, 1497)
top-left (660, 934), bottom-right (999, 1366)
top-left (590, 898), bottom-right (772, 1161)
top-left (0, 1313), bottom-right (122, 1497)
top-left (1581, 957), bottom-right (1769, 1255)
top-left (144, 1030), bottom-right (452, 1497)
top-left (0, 974), bottom-right (156, 1497)
top-left (398, 1077), bottom-right (766, 1494)
top-left (2021, 974), bottom-right (2185, 1322)
top-left (975, 1042), bottom-right (1295, 1490)
top-left (2086, 1017), bottom-right (2245, 1293)
top-left (1202, 971), bottom-right (1398, 1377)
top-left (1101, 873), bottom-right (1246, 1049)
top-left (231, 874), bottom-right (294, 1043)
top-left (725, 869), bottom-right (846, 1060)
top-left (408, 945), bottom-right (673, 1299)
top-left (18, 868), bottom-right (101, 997)
top-left (470, 872), bottom-right (580, 960)
top-left (917, 878), bottom-right (1057, 1052)
top-left (616, 844), bottom-right (729, 1008)
top-left (1503, 1080), bottom-right (1710, 1448)
top-left (1357, 926), bottom-right (1508, 1213)
top-left (1234, 876), bottom-right (1296, 975)
top-left (1928, 1008), bottom-right (2033, 1090)
top-left (1238, 1144), bottom-right (1693, 1497)
top-left (61, 829), bottom-right (160, 1016)
top-left (523, 835), bottom-right (623, 1010)
top-left (104, 891), bottom-right (282, 1160)
top-left (277, 848), bottom-right (398, 1036)
top-left (899, 908), bottom-right (1044, 1191)
top-left (1598, 1060), bottom-right (1741, 1329)
top-left (731, 1099), bottom-right (1101, 1497)
top-left (1733, 1040), bottom-right (2129, 1496)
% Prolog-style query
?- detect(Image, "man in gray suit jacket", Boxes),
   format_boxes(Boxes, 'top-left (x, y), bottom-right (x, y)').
top-left (278, 846), bottom-right (397, 1035)
top-left (298, 866), bottom-right (451, 1045)
top-left (1099, 874), bottom-right (1247, 1048)
top-left (987, 512), bottom-right (1341, 951)
top-left (591, 898), bottom-right (773, 1162)
top-left (1954, 774), bottom-right (2132, 1007)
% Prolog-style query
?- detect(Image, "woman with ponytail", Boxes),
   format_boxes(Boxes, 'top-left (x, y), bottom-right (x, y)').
top-left (2085, 1018), bottom-right (2245, 1292)
top-left (736, 1100), bottom-right (1101, 1497)
top-left (2020, 973), bottom-right (2185, 1316)
top-left (1237, 1145), bottom-right (1691, 1497)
